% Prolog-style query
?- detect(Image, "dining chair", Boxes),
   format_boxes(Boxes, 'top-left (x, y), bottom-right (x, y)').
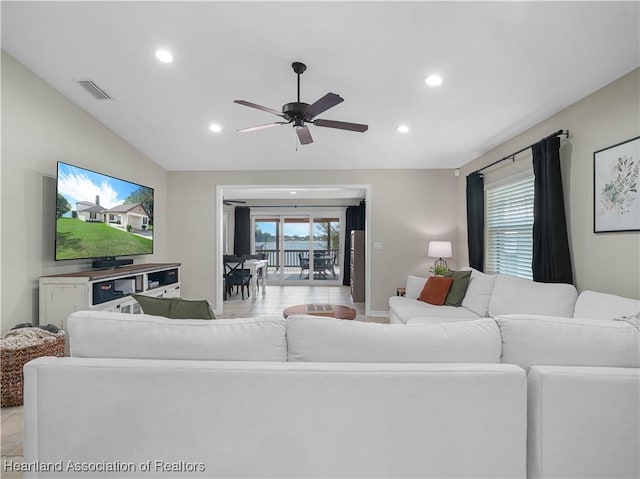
top-left (223, 255), bottom-right (251, 299)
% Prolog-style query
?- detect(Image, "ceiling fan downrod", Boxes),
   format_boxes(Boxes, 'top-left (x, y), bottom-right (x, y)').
top-left (292, 61), bottom-right (306, 103)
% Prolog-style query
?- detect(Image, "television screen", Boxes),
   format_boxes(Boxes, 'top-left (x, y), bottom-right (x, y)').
top-left (55, 162), bottom-right (154, 261)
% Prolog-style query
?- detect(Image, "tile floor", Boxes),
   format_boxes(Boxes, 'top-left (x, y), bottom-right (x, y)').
top-left (0, 285), bottom-right (387, 478)
top-left (219, 284), bottom-right (387, 323)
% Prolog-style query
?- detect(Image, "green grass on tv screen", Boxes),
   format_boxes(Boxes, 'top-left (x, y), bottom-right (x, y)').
top-left (56, 218), bottom-right (152, 260)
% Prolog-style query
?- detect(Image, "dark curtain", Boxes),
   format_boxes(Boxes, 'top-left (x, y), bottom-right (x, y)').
top-left (343, 200), bottom-right (366, 286)
top-left (532, 137), bottom-right (573, 283)
top-left (233, 206), bottom-right (251, 257)
top-left (466, 172), bottom-right (485, 271)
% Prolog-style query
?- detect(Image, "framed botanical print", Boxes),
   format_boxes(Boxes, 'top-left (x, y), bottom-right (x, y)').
top-left (593, 136), bottom-right (640, 233)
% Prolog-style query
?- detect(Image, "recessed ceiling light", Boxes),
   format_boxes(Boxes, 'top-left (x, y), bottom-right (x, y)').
top-left (397, 125), bottom-right (410, 133)
top-left (155, 49), bottom-right (173, 63)
top-left (425, 74), bottom-right (443, 87)
top-left (209, 123), bottom-right (222, 133)
top-left (290, 191), bottom-right (297, 195)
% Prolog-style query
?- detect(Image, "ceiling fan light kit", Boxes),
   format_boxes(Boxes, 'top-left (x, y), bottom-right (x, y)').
top-left (234, 62), bottom-right (368, 145)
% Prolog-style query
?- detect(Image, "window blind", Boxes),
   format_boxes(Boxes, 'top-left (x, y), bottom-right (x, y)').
top-left (485, 175), bottom-right (534, 279)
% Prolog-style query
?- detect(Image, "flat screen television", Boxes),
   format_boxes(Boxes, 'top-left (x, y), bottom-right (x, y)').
top-left (55, 161), bottom-right (154, 265)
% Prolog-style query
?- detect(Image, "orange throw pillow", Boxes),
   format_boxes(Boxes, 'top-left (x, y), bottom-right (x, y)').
top-left (418, 276), bottom-right (454, 306)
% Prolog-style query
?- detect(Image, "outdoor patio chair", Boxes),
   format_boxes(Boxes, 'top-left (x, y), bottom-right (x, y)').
top-left (299, 253), bottom-right (310, 279)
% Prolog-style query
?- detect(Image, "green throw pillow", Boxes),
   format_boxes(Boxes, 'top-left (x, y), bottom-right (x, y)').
top-left (133, 295), bottom-right (215, 319)
top-left (444, 270), bottom-right (472, 307)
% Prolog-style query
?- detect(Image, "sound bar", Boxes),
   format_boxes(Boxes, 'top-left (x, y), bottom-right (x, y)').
top-left (92, 258), bottom-right (134, 269)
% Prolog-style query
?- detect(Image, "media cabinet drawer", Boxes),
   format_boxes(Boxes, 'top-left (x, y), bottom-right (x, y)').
top-left (92, 281), bottom-right (116, 304)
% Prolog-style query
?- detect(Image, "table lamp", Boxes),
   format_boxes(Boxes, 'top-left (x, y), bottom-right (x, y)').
top-left (428, 241), bottom-right (452, 269)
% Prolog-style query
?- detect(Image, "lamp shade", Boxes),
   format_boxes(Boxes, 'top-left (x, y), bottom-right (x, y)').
top-left (428, 241), bottom-right (452, 258)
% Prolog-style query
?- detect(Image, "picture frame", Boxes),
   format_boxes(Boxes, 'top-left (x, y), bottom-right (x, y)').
top-left (593, 136), bottom-right (640, 233)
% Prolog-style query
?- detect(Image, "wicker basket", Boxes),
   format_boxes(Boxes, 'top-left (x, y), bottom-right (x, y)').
top-left (1, 332), bottom-right (65, 407)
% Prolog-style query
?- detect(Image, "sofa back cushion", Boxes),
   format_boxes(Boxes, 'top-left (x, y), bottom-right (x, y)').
top-left (496, 314), bottom-right (640, 369)
top-left (489, 274), bottom-right (577, 317)
top-left (405, 275), bottom-right (428, 300)
top-left (67, 311), bottom-right (287, 361)
top-left (286, 316), bottom-right (501, 363)
top-left (573, 290), bottom-right (640, 320)
top-left (460, 268), bottom-right (496, 317)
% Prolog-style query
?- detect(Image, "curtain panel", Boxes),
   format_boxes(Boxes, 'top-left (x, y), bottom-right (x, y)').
top-left (532, 136), bottom-right (573, 283)
top-left (233, 206), bottom-right (251, 257)
top-left (466, 172), bottom-right (485, 271)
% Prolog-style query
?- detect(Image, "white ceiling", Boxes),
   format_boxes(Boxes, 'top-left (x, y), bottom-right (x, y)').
top-left (2, 1), bottom-right (639, 172)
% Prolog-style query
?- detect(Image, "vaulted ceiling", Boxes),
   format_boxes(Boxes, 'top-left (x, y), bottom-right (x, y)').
top-left (2, 1), bottom-right (638, 171)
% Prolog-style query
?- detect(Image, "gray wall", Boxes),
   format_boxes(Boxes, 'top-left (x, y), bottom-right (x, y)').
top-left (167, 170), bottom-right (459, 314)
top-left (456, 68), bottom-right (640, 299)
top-left (1, 51), bottom-right (168, 332)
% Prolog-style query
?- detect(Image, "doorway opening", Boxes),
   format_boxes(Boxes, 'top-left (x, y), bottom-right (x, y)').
top-left (216, 184), bottom-right (371, 316)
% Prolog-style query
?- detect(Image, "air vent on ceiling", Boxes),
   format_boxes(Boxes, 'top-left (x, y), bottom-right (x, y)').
top-left (76, 80), bottom-right (112, 100)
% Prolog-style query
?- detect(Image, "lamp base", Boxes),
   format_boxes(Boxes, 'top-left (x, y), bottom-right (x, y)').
top-left (434, 258), bottom-right (448, 269)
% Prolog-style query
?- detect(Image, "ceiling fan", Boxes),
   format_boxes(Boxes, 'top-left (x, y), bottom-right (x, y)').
top-left (223, 199), bottom-right (247, 206)
top-left (234, 62), bottom-right (368, 145)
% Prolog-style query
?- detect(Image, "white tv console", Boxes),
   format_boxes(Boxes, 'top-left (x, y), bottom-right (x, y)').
top-left (39, 263), bottom-right (181, 330)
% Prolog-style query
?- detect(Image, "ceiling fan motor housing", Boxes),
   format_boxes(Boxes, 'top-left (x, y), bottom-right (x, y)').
top-left (283, 102), bottom-right (312, 122)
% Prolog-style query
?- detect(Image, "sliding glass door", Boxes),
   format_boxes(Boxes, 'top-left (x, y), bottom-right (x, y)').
top-left (283, 217), bottom-right (310, 282)
top-left (253, 212), bottom-right (343, 284)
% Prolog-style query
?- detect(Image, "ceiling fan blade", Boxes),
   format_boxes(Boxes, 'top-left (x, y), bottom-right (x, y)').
top-left (314, 119), bottom-right (369, 133)
top-left (237, 121), bottom-right (289, 133)
top-left (234, 100), bottom-right (285, 118)
top-left (304, 93), bottom-right (344, 118)
top-left (296, 126), bottom-right (314, 145)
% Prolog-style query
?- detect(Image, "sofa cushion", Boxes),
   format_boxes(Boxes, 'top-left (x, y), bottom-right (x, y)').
top-left (133, 295), bottom-right (215, 319)
top-left (488, 274), bottom-right (577, 317)
top-left (573, 290), bottom-right (640, 320)
top-left (418, 276), bottom-right (454, 305)
top-left (389, 296), bottom-right (481, 324)
top-left (405, 275), bottom-right (428, 300)
top-left (445, 270), bottom-right (472, 306)
top-left (286, 316), bottom-right (501, 363)
top-left (460, 268), bottom-right (496, 317)
top-left (407, 317), bottom-right (480, 325)
top-left (496, 314), bottom-right (640, 369)
top-left (527, 365), bottom-right (640, 479)
top-left (67, 311), bottom-right (287, 361)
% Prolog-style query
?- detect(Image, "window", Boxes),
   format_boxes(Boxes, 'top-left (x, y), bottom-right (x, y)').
top-left (485, 174), bottom-right (534, 279)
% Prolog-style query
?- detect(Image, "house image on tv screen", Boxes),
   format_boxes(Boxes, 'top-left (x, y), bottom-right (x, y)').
top-left (76, 196), bottom-right (150, 231)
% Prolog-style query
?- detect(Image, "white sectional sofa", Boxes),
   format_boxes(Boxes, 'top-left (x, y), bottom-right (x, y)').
top-left (389, 268), bottom-right (578, 324)
top-left (25, 312), bottom-right (527, 479)
top-left (23, 290), bottom-right (640, 479)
